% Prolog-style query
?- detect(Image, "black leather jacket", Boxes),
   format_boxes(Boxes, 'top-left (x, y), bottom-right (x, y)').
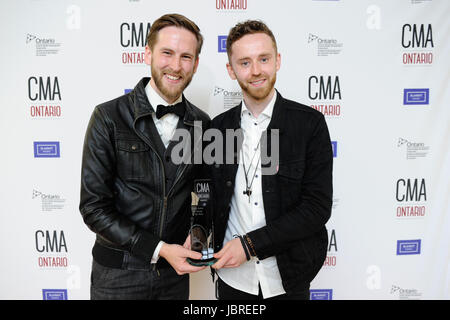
top-left (79, 77), bottom-right (210, 266)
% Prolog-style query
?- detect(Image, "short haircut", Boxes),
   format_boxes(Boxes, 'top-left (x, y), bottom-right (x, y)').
top-left (146, 13), bottom-right (204, 58)
top-left (226, 20), bottom-right (277, 60)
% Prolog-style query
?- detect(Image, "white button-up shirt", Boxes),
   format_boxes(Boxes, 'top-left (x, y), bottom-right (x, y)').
top-left (145, 81), bottom-right (182, 148)
top-left (217, 93), bottom-right (286, 299)
top-left (144, 81), bottom-right (182, 263)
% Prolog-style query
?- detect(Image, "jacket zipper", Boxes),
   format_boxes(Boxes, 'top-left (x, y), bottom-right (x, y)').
top-left (159, 196), bottom-right (168, 241)
top-left (133, 115), bottom-right (202, 272)
top-left (133, 116), bottom-right (167, 274)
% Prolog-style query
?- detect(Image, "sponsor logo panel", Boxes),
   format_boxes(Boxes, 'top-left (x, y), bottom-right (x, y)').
top-left (120, 22), bottom-right (151, 65)
top-left (308, 75), bottom-right (342, 118)
top-left (34, 142), bottom-right (60, 158)
top-left (396, 239), bottom-right (421, 255)
top-left (310, 289), bottom-right (333, 300)
top-left (42, 289), bottom-right (68, 300)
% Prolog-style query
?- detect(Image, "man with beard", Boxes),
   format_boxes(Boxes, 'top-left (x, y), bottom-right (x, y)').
top-left (209, 20), bottom-right (333, 300)
top-left (79, 14), bottom-right (209, 300)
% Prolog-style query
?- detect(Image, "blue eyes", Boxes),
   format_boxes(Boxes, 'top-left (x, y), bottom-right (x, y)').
top-left (241, 58), bottom-right (268, 67)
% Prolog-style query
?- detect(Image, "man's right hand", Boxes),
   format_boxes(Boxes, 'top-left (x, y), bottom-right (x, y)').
top-left (159, 243), bottom-right (206, 275)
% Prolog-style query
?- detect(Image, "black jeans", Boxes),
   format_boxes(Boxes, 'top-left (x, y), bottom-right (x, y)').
top-left (217, 277), bottom-right (310, 300)
top-left (90, 260), bottom-right (189, 300)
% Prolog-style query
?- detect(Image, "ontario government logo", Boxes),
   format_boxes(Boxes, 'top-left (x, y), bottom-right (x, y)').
top-left (308, 33), bottom-right (343, 57)
top-left (390, 285), bottom-right (422, 300)
top-left (397, 137), bottom-right (430, 160)
top-left (213, 86), bottom-right (242, 109)
top-left (32, 189), bottom-right (66, 212)
top-left (26, 34), bottom-right (62, 57)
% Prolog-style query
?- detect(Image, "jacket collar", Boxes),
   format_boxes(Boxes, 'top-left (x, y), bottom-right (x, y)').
top-left (131, 77), bottom-right (199, 126)
top-left (230, 89), bottom-right (285, 133)
top-left (267, 89), bottom-right (285, 133)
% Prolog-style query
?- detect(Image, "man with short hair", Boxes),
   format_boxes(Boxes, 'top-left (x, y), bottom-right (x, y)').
top-left (210, 20), bottom-right (333, 300)
top-left (79, 13), bottom-right (209, 300)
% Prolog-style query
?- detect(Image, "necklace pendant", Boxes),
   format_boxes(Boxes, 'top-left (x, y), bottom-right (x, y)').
top-left (243, 188), bottom-right (252, 202)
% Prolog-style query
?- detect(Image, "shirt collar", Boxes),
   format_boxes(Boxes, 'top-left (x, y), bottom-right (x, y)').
top-left (145, 79), bottom-right (183, 110)
top-left (241, 90), bottom-right (277, 119)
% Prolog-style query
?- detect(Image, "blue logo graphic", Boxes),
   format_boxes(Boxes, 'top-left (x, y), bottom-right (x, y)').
top-left (310, 289), bottom-right (333, 300)
top-left (124, 89), bottom-right (132, 94)
top-left (403, 89), bottom-right (429, 105)
top-left (397, 239), bottom-right (421, 255)
top-left (218, 36), bottom-right (227, 53)
top-left (34, 142), bottom-right (60, 158)
top-left (42, 289), bottom-right (67, 300)
top-left (331, 141), bottom-right (337, 158)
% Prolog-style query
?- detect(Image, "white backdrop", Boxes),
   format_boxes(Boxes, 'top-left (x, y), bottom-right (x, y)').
top-left (0, 0), bottom-right (449, 300)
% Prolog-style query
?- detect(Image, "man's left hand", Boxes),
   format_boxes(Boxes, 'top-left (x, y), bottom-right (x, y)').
top-left (212, 238), bottom-right (247, 269)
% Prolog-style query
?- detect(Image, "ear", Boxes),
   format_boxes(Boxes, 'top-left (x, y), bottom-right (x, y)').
top-left (226, 62), bottom-right (237, 80)
top-left (144, 45), bottom-right (152, 66)
top-left (193, 56), bottom-right (200, 73)
top-left (276, 52), bottom-right (281, 72)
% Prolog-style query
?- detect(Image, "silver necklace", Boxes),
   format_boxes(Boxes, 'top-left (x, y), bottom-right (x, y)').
top-left (241, 139), bottom-right (261, 203)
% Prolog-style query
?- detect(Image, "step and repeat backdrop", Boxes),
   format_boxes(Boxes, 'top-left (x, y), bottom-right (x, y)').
top-left (1, 0), bottom-right (449, 300)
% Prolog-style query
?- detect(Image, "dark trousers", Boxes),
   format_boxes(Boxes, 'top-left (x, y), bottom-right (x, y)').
top-left (90, 260), bottom-right (189, 300)
top-left (217, 277), bottom-right (310, 300)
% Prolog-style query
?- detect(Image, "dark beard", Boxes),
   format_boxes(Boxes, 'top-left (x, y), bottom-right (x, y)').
top-left (239, 73), bottom-right (277, 102)
top-left (151, 65), bottom-right (194, 102)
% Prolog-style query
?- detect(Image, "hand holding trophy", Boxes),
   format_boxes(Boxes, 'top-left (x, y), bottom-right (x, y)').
top-left (186, 179), bottom-right (217, 267)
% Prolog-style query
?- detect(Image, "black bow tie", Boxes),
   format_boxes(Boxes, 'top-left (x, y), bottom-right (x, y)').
top-left (155, 102), bottom-right (185, 119)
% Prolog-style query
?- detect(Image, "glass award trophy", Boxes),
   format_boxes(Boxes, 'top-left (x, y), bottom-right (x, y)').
top-left (187, 179), bottom-right (217, 267)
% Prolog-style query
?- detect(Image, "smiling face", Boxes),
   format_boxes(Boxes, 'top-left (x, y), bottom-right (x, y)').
top-left (227, 32), bottom-right (280, 105)
top-left (145, 26), bottom-right (199, 104)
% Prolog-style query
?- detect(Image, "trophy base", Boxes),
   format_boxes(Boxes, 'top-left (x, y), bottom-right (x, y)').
top-left (187, 257), bottom-right (217, 267)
